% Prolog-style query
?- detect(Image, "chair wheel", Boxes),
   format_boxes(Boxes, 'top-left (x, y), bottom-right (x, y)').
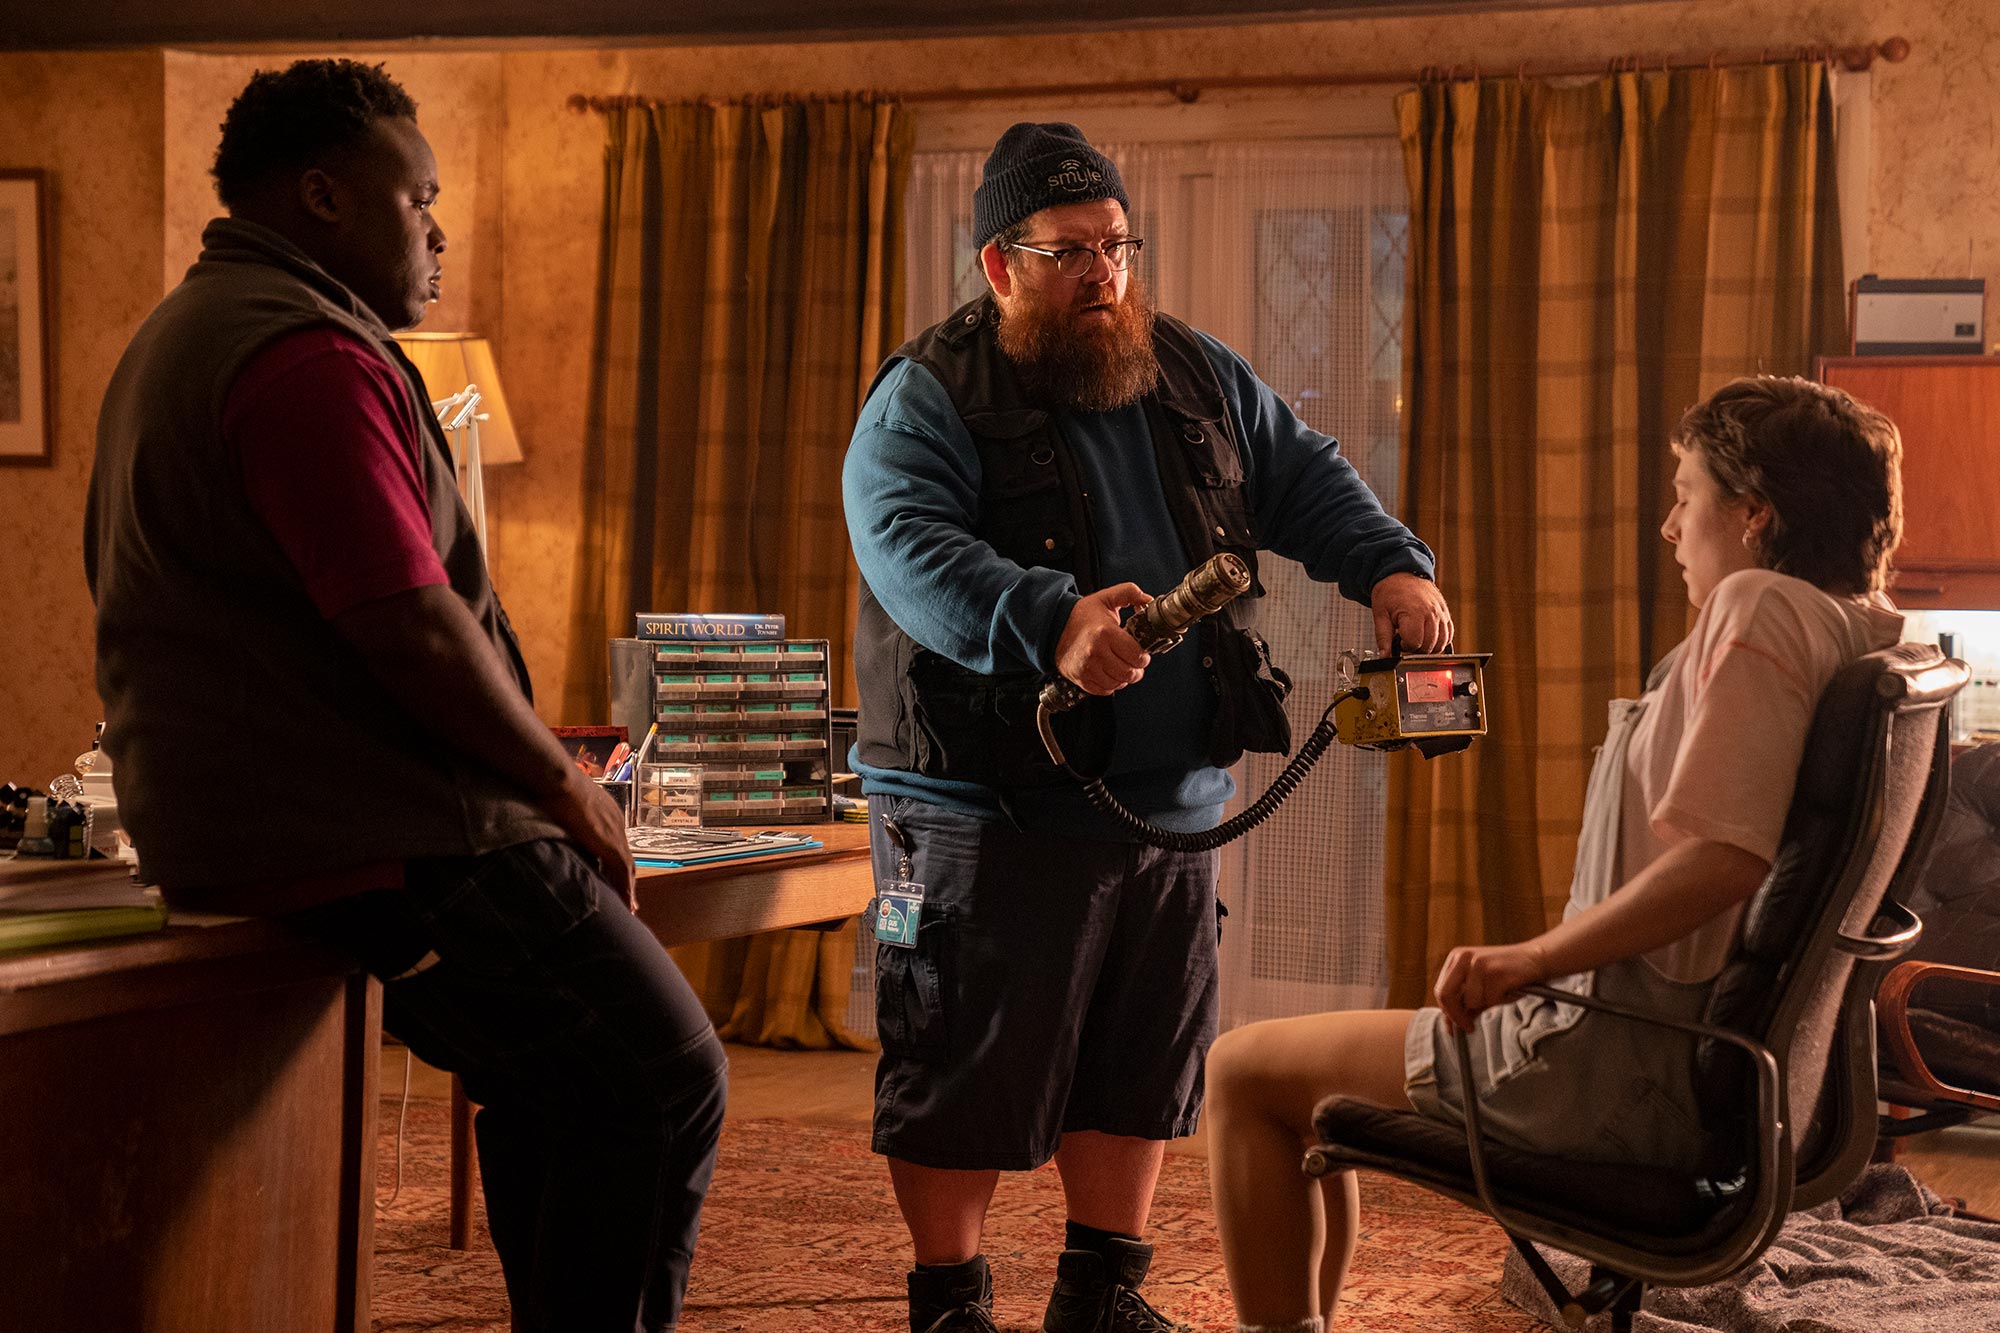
top-left (1302, 1147), bottom-right (1331, 1178)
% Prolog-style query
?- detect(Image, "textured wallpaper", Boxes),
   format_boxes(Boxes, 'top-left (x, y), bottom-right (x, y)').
top-left (0, 52), bottom-right (164, 791)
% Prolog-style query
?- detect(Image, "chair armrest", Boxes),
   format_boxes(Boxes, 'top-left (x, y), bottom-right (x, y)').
top-left (1511, 983), bottom-right (1782, 1060)
top-left (1876, 960), bottom-right (2000, 1113)
top-left (1452, 985), bottom-right (1786, 1272)
top-left (1834, 899), bottom-right (1922, 960)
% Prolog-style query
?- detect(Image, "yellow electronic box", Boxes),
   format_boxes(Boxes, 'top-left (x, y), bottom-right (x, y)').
top-left (1332, 651), bottom-right (1491, 757)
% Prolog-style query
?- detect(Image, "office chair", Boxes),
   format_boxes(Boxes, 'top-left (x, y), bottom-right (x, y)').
top-left (1304, 644), bottom-right (1966, 1331)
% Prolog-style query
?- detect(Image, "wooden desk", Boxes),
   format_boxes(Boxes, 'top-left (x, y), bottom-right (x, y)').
top-left (446, 823), bottom-right (875, 1246)
top-left (0, 867), bottom-right (379, 1333)
top-left (0, 828), bottom-right (877, 1316)
top-left (634, 821), bottom-right (872, 945)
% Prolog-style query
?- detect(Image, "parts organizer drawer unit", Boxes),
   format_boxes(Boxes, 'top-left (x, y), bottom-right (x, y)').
top-left (609, 637), bottom-right (835, 825)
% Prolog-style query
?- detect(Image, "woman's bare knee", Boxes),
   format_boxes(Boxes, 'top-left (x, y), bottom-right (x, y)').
top-left (1207, 1010), bottom-right (1416, 1122)
top-left (1205, 1023), bottom-right (1265, 1108)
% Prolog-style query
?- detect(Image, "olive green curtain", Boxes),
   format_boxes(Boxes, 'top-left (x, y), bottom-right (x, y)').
top-left (564, 97), bottom-right (913, 720)
top-left (565, 96), bottom-right (914, 1047)
top-left (1384, 63), bottom-right (1847, 1007)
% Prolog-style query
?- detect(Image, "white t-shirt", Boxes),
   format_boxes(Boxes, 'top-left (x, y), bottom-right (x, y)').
top-left (1618, 568), bottom-right (1906, 983)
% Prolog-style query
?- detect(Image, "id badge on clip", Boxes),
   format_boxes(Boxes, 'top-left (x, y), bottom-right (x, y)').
top-left (874, 879), bottom-right (925, 948)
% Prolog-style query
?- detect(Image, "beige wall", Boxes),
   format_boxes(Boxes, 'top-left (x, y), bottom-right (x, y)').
top-left (0, 52), bottom-right (163, 790)
top-left (2, 0), bottom-right (1995, 779)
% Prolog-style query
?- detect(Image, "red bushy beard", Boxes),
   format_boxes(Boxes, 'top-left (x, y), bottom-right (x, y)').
top-left (996, 270), bottom-right (1160, 413)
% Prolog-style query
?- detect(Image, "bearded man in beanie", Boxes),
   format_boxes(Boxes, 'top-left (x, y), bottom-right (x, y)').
top-left (842, 123), bottom-right (1453, 1333)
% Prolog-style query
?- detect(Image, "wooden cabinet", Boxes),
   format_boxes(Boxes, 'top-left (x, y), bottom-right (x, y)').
top-left (1818, 355), bottom-right (2000, 609)
top-left (0, 911), bottom-right (378, 1333)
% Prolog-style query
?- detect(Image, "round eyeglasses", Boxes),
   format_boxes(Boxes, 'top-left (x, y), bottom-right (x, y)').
top-left (1005, 237), bottom-right (1145, 278)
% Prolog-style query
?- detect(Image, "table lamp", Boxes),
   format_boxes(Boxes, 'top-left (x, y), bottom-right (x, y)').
top-left (393, 332), bottom-right (522, 553)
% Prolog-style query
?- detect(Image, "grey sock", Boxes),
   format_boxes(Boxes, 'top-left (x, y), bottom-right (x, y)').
top-left (1235, 1319), bottom-right (1323, 1333)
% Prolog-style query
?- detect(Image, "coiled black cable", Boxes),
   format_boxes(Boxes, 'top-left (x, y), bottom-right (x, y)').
top-left (1050, 688), bottom-right (1364, 852)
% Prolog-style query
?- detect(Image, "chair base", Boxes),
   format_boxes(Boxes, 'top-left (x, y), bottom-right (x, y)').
top-left (1502, 1236), bottom-right (1644, 1331)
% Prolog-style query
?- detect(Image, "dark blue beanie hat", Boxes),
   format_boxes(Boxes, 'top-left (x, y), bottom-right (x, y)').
top-left (972, 122), bottom-right (1128, 247)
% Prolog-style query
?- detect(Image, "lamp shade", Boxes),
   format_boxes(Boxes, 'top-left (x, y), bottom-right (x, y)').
top-left (393, 332), bottom-right (523, 464)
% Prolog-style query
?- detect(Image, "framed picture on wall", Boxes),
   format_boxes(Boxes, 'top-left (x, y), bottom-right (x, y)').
top-left (0, 170), bottom-right (52, 466)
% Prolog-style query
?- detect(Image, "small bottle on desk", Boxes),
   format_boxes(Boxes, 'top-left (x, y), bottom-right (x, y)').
top-left (16, 797), bottom-right (55, 856)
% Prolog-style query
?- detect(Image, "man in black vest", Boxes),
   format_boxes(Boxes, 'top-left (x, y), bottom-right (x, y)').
top-left (87, 60), bottom-right (723, 1332)
top-left (842, 123), bottom-right (1453, 1333)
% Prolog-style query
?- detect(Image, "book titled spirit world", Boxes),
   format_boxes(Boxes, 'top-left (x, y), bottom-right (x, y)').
top-left (635, 612), bottom-right (787, 642)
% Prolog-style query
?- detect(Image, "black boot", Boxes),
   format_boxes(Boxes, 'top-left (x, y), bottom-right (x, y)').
top-left (1041, 1236), bottom-right (1190, 1333)
top-left (909, 1254), bottom-right (999, 1333)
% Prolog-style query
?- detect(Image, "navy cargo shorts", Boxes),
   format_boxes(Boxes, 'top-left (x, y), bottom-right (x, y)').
top-left (868, 794), bottom-right (1220, 1170)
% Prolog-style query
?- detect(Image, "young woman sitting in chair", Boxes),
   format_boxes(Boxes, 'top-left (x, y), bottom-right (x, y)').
top-left (1203, 376), bottom-right (1907, 1333)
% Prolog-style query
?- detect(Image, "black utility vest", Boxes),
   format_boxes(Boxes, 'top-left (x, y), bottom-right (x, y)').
top-left (854, 295), bottom-right (1293, 789)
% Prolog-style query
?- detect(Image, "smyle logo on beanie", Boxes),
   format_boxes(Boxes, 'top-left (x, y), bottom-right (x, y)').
top-left (1047, 158), bottom-right (1103, 193)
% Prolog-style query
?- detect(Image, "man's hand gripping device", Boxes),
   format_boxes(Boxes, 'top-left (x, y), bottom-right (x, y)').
top-left (1036, 553), bottom-right (1491, 851)
top-left (1035, 551), bottom-right (1258, 753)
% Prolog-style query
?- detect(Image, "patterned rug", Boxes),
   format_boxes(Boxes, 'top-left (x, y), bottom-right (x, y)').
top-left (371, 1095), bottom-right (1542, 1331)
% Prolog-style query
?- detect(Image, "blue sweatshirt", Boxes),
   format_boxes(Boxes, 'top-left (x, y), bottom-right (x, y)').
top-left (842, 328), bottom-right (1434, 838)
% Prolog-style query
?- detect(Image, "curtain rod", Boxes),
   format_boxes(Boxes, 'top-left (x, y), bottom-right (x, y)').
top-left (567, 35), bottom-right (1909, 112)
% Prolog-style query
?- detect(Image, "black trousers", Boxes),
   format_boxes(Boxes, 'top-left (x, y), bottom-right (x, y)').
top-left (294, 838), bottom-right (727, 1333)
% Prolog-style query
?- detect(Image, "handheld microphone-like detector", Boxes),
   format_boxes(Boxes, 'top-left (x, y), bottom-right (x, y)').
top-left (1037, 551), bottom-right (1253, 719)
